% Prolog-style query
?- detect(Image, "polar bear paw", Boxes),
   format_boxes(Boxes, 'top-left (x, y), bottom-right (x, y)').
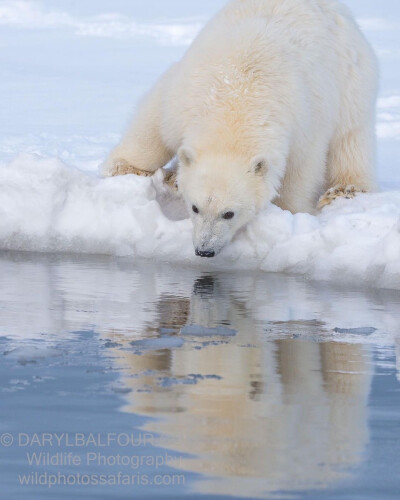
top-left (162, 168), bottom-right (179, 191)
top-left (104, 159), bottom-right (154, 178)
top-left (318, 185), bottom-right (366, 209)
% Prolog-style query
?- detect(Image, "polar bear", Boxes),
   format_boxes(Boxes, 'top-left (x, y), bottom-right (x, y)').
top-left (102, 0), bottom-right (378, 258)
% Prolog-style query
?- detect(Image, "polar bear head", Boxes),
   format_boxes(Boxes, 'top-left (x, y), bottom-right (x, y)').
top-left (177, 147), bottom-right (271, 257)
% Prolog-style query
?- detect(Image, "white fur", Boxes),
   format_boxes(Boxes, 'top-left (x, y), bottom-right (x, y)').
top-left (102, 0), bottom-right (378, 256)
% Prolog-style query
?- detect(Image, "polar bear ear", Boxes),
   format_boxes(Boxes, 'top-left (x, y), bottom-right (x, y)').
top-left (178, 146), bottom-right (196, 168)
top-left (249, 155), bottom-right (268, 176)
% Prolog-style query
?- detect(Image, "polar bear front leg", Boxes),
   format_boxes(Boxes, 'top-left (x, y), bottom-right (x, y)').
top-left (108, 159), bottom-right (154, 177)
top-left (318, 125), bottom-right (376, 209)
top-left (101, 69), bottom-right (175, 178)
top-left (101, 117), bottom-right (173, 178)
top-left (102, 127), bottom-right (173, 178)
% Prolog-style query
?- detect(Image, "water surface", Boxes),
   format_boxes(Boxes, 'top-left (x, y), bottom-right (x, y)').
top-left (1, 252), bottom-right (400, 499)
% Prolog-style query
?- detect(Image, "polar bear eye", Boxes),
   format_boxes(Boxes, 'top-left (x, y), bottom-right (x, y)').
top-left (192, 205), bottom-right (199, 214)
top-left (223, 211), bottom-right (235, 220)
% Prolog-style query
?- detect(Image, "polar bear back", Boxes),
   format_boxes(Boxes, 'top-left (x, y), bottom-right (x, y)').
top-left (161, 0), bottom-right (376, 158)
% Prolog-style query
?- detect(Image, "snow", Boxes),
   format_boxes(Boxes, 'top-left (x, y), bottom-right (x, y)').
top-left (0, 0), bottom-right (399, 290)
top-left (377, 95), bottom-right (400, 143)
top-left (1, 153), bottom-right (399, 290)
top-left (0, 0), bottom-right (204, 45)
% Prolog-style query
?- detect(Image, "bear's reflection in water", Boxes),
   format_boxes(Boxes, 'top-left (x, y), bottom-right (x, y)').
top-left (107, 274), bottom-right (372, 498)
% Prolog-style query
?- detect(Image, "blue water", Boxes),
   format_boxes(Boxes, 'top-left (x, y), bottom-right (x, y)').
top-left (1, 252), bottom-right (400, 499)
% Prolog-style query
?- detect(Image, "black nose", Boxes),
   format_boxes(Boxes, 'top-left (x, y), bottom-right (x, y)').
top-left (195, 249), bottom-right (215, 258)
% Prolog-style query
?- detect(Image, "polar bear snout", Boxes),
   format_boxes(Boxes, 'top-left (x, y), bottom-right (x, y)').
top-left (191, 211), bottom-right (240, 258)
top-left (195, 249), bottom-right (216, 258)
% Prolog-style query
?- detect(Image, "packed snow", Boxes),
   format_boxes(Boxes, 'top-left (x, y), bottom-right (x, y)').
top-left (0, 0), bottom-right (399, 290)
top-left (1, 153), bottom-right (399, 289)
